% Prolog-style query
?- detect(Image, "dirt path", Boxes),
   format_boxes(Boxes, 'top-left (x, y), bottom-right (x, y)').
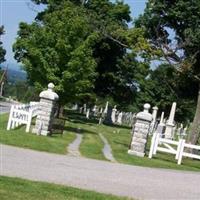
top-left (67, 128), bottom-right (82, 156)
top-left (99, 133), bottom-right (116, 162)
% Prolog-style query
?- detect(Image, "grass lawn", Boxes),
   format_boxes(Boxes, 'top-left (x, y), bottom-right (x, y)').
top-left (0, 114), bottom-right (76, 154)
top-left (66, 114), bottom-right (105, 160)
top-left (0, 176), bottom-right (130, 200)
top-left (65, 111), bottom-right (200, 171)
top-left (1, 110), bottom-right (200, 171)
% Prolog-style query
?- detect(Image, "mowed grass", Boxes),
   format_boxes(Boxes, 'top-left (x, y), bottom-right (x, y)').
top-left (0, 114), bottom-right (76, 154)
top-left (96, 124), bottom-right (200, 171)
top-left (66, 112), bottom-right (105, 160)
top-left (66, 111), bottom-right (200, 171)
top-left (1, 110), bottom-right (200, 171)
top-left (0, 176), bottom-right (130, 200)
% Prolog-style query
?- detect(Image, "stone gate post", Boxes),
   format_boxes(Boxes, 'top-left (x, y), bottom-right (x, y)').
top-left (32, 83), bottom-right (59, 136)
top-left (128, 103), bottom-right (153, 157)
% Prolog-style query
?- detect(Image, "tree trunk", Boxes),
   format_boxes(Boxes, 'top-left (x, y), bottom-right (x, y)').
top-left (57, 104), bottom-right (64, 118)
top-left (187, 83), bottom-right (200, 145)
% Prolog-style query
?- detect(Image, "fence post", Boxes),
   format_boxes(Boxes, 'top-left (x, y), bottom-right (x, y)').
top-left (177, 139), bottom-right (185, 165)
top-left (26, 109), bottom-right (33, 132)
top-left (153, 132), bottom-right (160, 155)
top-left (7, 105), bottom-right (14, 130)
top-left (149, 131), bottom-right (158, 158)
top-left (175, 139), bottom-right (182, 160)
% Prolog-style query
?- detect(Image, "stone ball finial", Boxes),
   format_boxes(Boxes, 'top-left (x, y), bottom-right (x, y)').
top-left (48, 83), bottom-right (55, 91)
top-left (39, 82), bottom-right (59, 100)
top-left (144, 103), bottom-right (151, 113)
top-left (136, 103), bottom-right (153, 122)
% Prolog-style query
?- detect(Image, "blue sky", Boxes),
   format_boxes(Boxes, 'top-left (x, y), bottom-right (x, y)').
top-left (0, 0), bottom-right (147, 65)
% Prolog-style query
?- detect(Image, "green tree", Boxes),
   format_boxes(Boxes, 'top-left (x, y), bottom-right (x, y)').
top-left (14, 1), bottom-right (97, 106)
top-left (136, 0), bottom-right (200, 144)
top-left (0, 26), bottom-right (6, 64)
top-left (14, 0), bottom-right (151, 109)
top-left (137, 64), bottom-right (197, 123)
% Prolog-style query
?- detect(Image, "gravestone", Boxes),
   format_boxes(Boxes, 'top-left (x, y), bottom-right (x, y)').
top-left (117, 112), bottom-right (123, 125)
top-left (150, 106), bottom-right (158, 133)
top-left (32, 83), bottom-right (59, 136)
top-left (111, 105), bottom-right (117, 123)
top-left (92, 105), bottom-right (97, 116)
top-left (104, 106), bottom-right (112, 124)
top-left (165, 102), bottom-right (176, 139)
top-left (86, 108), bottom-right (90, 119)
top-left (83, 104), bottom-right (87, 114)
top-left (104, 101), bottom-right (109, 114)
top-left (128, 103), bottom-right (153, 157)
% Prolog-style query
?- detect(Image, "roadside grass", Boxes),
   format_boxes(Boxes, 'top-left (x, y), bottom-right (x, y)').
top-left (65, 111), bottom-right (200, 171)
top-left (1, 110), bottom-right (200, 171)
top-left (0, 176), bottom-right (130, 200)
top-left (96, 124), bottom-right (200, 171)
top-left (66, 112), bottom-right (105, 160)
top-left (0, 114), bottom-right (76, 154)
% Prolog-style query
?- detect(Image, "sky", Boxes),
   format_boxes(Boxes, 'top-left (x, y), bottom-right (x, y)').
top-left (0, 0), bottom-right (147, 66)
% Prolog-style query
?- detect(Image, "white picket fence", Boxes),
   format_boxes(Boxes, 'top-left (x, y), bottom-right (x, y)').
top-left (149, 130), bottom-right (200, 165)
top-left (7, 102), bottom-right (40, 133)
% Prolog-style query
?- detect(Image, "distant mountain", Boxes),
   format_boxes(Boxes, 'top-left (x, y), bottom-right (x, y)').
top-left (0, 62), bottom-right (27, 83)
top-left (0, 62), bottom-right (25, 72)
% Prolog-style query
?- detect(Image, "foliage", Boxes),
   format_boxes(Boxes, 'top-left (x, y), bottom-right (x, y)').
top-left (14, 0), bottom-right (152, 108)
top-left (0, 26), bottom-right (6, 64)
top-left (135, 0), bottom-right (200, 76)
top-left (4, 81), bottom-right (40, 102)
top-left (136, 0), bottom-right (200, 144)
top-left (14, 1), bottom-right (97, 105)
top-left (136, 64), bottom-right (197, 123)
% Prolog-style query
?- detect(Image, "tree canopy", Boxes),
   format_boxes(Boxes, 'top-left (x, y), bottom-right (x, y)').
top-left (136, 0), bottom-right (200, 144)
top-left (0, 26), bottom-right (6, 64)
top-left (14, 0), bottom-right (150, 108)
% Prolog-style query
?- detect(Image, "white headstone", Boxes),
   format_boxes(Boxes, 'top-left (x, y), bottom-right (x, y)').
top-left (83, 104), bottom-right (87, 114)
top-left (117, 112), bottom-right (123, 125)
top-left (165, 102), bottom-right (176, 139)
top-left (111, 105), bottom-right (117, 123)
top-left (159, 112), bottom-right (165, 125)
top-left (86, 108), bottom-right (90, 119)
top-left (104, 101), bottom-right (109, 114)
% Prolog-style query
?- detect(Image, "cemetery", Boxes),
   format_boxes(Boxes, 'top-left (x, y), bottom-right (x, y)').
top-left (1, 0), bottom-right (200, 199)
top-left (1, 82), bottom-right (200, 172)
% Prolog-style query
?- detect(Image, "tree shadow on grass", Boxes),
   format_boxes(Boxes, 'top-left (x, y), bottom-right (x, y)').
top-left (103, 122), bottom-right (131, 130)
top-left (64, 126), bottom-right (97, 135)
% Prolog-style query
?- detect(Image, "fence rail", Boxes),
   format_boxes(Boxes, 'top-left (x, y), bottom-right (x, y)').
top-left (149, 130), bottom-right (200, 165)
top-left (7, 101), bottom-right (39, 133)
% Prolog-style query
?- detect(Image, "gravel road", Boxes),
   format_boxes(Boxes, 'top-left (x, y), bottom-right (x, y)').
top-left (1, 144), bottom-right (200, 200)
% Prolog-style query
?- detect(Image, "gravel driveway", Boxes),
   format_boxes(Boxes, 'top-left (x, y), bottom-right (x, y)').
top-left (1, 144), bottom-right (200, 200)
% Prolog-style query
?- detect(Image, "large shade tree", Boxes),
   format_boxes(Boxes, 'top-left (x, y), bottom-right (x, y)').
top-left (137, 64), bottom-right (197, 123)
top-left (14, 0), bottom-right (151, 108)
top-left (14, 1), bottom-right (97, 105)
top-left (136, 0), bottom-right (200, 144)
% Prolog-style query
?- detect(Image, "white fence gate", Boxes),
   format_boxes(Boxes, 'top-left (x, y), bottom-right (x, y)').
top-left (149, 130), bottom-right (200, 165)
top-left (7, 102), bottom-right (40, 133)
